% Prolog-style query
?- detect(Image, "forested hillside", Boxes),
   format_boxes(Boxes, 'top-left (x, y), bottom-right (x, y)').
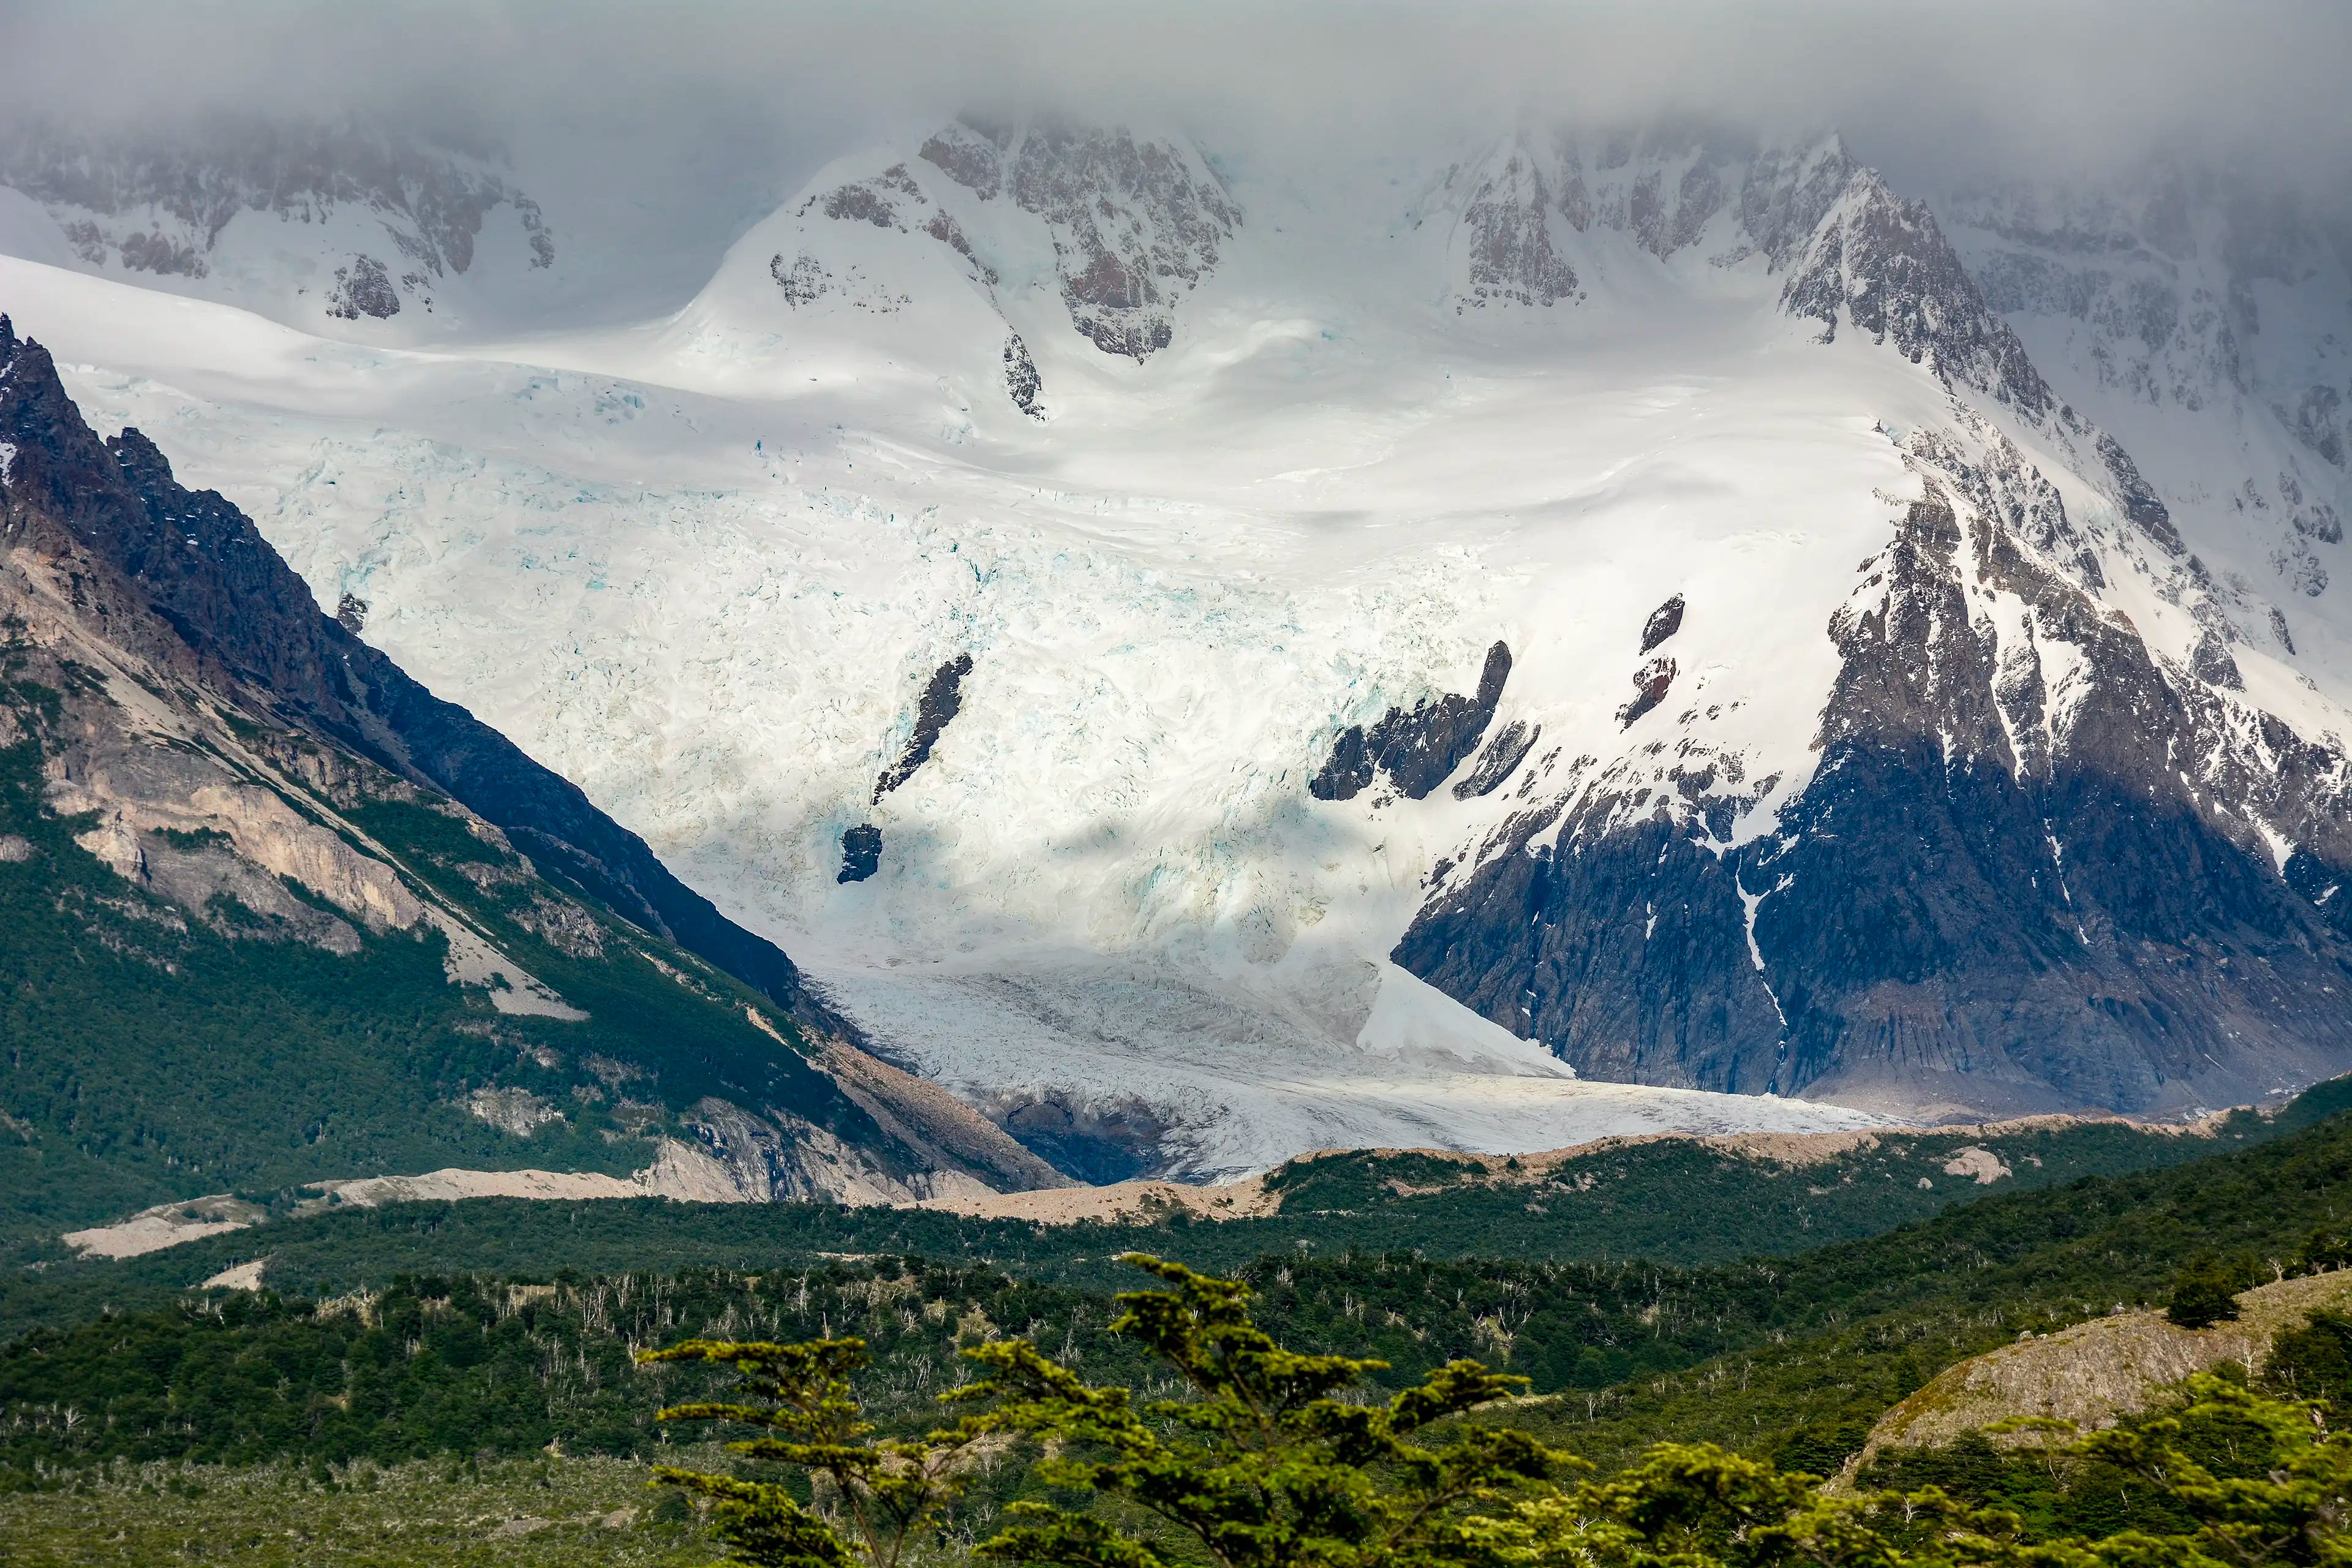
top-left (10, 1077), bottom-right (2352, 1490)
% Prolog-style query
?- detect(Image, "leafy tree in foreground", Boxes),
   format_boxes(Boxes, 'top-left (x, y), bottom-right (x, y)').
top-left (645, 1258), bottom-right (2352, 1568)
top-left (1466, 1442), bottom-right (2043, 1567)
top-left (639, 1334), bottom-right (992, 1568)
top-left (1485, 1374), bottom-right (2352, 1566)
top-left (956, 1253), bottom-right (1559, 1568)
top-left (2059, 1374), bottom-right (2352, 1565)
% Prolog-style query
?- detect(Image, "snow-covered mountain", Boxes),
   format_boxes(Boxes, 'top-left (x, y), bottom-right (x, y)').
top-left (0, 116), bottom-right (557, 334)
top-left (1935, 163), bottom-right (2351, 607)
top-left (4, 112), bottom-right (2348, 1176)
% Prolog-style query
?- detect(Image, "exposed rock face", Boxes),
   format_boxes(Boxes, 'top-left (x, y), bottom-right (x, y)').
top-left (1782, 172), bottom-right (2055, 420)
top-left (838, 823), bottom-right (882, 883)
top-left (875, 653), bottom-right (974, 799)
top-left (1312, 641), bottom-right (1512, 802)
top-left (797, 160), bottom-right (998, 288)
top-left (1396, 787), bottom-right (1792, 1095)
top-left (1005, 331), bottom-right (1044, 417)
top-left (326, 255), bottom-right (399, 320)
top-left (1640, 594), bottom-right (1686, 653)
top-left (1735, 138), bottom-right (1864, 266)
top-left (0, 314), bottom-right (824, 1022)
top-left (1452, 718), bottom-right (1539, 800)
top-left (1443, 130), bottom-right (1850, 310)
top-left (1457, 150), bottom-right (1579, 308)
top-left (1618, 657), bottom-right (1676, 728)
top-left (1398, 429), bottom-right (2352, 1118)
top-left (921, 118), bottom-right (1240, 361)
top-left (811, 1037), bottom-right (1069, 1193)
top-left (1935, 163), bottom-right (2350, 607)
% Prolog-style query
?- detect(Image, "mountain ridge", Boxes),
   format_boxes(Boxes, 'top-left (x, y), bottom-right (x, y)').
top-left (4, 112), bottom-right (2349, 1164)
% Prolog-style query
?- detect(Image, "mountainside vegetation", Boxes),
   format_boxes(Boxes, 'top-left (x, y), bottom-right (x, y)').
top-left (0, 1071), bottom-right (2273, 1282)
top-left (0, 703), bottom-right (865, 1251)
top-left (10, 1079), bottom-right (2352, 1491)
top-left (15, 1247), bottom-right (2351, 1566)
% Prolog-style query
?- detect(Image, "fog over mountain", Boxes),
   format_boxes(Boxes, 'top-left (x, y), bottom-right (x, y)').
top-left (5, 1), bottom-right (2347, 302)
top-left (7, 1), bottom-right (2352, 1188)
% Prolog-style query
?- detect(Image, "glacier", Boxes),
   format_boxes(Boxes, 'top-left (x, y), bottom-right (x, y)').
top-left (4, 118), bottom-right (2348, 1175)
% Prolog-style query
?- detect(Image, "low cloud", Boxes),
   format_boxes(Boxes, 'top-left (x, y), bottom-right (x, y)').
top-left (4, 1), bottom-right (2346, 200)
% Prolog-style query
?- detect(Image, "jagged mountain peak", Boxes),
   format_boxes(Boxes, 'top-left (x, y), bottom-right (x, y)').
top-left (0, 112), bottom-right (554, 333)
top-left (767, 115), bottom-right (1239, 366)
top-left (1435, 129), bottom-right (1895, 315)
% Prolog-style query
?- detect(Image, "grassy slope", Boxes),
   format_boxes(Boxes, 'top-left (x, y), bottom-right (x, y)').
top-left (0, 1453), bottom-right (727, 1567)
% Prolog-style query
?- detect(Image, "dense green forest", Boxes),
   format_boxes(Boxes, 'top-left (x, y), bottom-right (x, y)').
top-left (12, 1082), bottom-right (2352, 1491)
top-left (0, 1096), bottom-right (2282, 1330)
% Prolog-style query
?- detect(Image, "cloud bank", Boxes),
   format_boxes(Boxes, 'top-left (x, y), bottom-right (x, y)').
top-left (3, 1), bottom-right (2346, 203)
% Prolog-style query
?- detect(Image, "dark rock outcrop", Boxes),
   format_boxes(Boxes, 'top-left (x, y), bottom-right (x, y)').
top-left (1396, 797), bottom-right (1790, 1095)
top-left (1005, 332), bottom-right (1044, 417)
top-left (2094, 432), bottom-right (2182, 552)
top-left (0, 316), bottom-right (821, 1021)
top-left (1312, 642), bottom-right (1512, 802)
top-left (838, 824), bottom-right (883, 884)
top-left (326, 255), bottom-right (399, 320)
top-left (820, 164), bottom-right (921, 227)
top-left (2189, 629), bottom-right (2245, 690)
top-left (1452, 720), bottom-right (1540, 800)
top-left (875, 654), bottom-right (974, 800)
top-left (1618, 657), bottom-right (1676, 728)
top-left (1308, 726), bottom-right (1375, 802)
top-left (1640, 594), bottom-right (1685, 653)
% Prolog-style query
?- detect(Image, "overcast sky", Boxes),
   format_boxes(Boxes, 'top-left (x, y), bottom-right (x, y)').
top-left (3, 0), bottom-right (2347, 199)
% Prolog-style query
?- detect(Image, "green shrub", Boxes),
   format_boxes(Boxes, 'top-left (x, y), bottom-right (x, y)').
top-left (2166, 1257), bottom-right (2250, 1330)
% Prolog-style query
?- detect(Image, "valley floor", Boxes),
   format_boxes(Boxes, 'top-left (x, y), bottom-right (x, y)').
top-left (0, 1454), bottom-right (725, 1567)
